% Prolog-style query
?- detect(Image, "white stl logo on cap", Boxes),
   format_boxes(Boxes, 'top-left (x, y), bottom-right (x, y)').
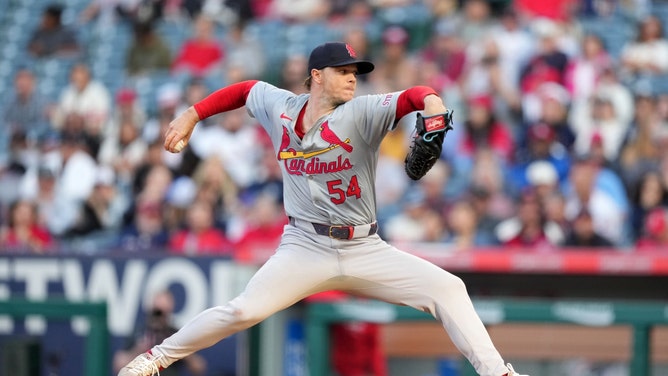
top-left (345, 44), bottom-right (357, 58)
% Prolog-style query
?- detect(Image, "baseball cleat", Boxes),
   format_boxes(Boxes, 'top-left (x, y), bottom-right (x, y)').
top-left (118, 351), bottom-right (163, 376)
top-left (506, 363), bottom-right (529, 376)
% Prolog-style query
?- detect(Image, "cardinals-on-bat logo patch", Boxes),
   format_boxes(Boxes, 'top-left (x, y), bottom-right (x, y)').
top-left (277, 122), bottom-right (354, 176)
top-left (277, 121), bottom-right (352, 160)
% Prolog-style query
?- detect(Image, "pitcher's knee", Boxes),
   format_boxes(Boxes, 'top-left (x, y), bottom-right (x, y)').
top-left (441, 274), bottom-right (467, 293)
top-left (212, 303), bottom-right (266, 330)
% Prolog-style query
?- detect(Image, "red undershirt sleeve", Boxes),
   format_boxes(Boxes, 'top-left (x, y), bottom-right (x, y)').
top-left (193, 80), bottom-right (259, 120)
top-left (395, 86), bottom-right (439, 120)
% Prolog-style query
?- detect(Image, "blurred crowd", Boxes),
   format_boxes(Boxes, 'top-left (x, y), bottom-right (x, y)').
top-left (1, 0), bottom-right (668, 256)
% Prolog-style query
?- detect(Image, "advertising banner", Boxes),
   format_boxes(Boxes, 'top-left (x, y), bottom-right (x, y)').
top-left (0, 254), bottom-right (254, 376)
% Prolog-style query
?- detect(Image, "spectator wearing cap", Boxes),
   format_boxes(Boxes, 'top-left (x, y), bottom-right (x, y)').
top-left (27, 3), bottom-right (81, 58)
top-left (106, 88), bottom-right (147, 140)
top-left (586, 132), bottom-right (616, 172)
top-left (507, 122), bottom-right (571, 197)
top-left (563, 208), bottom-right (614, 248)
top-left (116, 193), bottom-right (170, 252)
top-left (526, 160), bottom-right (560, 200)
top-left (369, 26), bottom-right (419, 93)
top-left (522, 82), bottom-right (575, 151)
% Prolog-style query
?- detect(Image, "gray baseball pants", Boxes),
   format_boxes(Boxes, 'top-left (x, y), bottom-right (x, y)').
top-left (151, 219), bottom-right (509, 376)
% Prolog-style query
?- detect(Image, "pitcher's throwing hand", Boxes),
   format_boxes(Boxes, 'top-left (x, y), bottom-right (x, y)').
top-left (163, 107), bottom-right (199, 153)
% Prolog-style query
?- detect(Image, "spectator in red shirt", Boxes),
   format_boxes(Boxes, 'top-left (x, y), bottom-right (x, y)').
top-left (172, 14), bottom-right (224, 79)
top-left (234, 193), bottom-right (289, 263)
top-left (515, 0), bottom-right (577, 21)
top-left (636, 207), bottom-right (668, 250)
top-left (458, 94), bottom-right (515, 164)
top-left (169, 198), bottom-right (231, 255)
top-left (0, 199), bottom-right (53, 254)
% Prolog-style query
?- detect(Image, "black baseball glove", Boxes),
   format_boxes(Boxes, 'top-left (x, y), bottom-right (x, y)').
top-left (404, 111), bottom-right (454, 180)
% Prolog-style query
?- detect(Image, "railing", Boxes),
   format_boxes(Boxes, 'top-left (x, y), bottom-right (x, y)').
top-left (306, 298), bottom-right (668, 376)
top-left (0, 299), bottom-right (109, 376)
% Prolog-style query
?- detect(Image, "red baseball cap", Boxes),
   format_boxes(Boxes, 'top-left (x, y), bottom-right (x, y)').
top-left (591, 132), bottom-right (603, 146)
top-left (528, 123), bottom-right (556, 142)
top-left (467, 94), bottom-right (494, 110)
top-left (308, 42), bottom-right (374, 75)
top-left (382, 26), bottom-right (409, 45)
top-left (116, 88), bottom-right (136, 104)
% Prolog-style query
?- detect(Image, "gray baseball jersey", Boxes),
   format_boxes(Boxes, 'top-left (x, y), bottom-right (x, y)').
top-left (246, 81), bottom-right (399, 226)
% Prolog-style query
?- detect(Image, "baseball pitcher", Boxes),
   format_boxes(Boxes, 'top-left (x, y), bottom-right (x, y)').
top-left (119, 42), bottom-right (528, 376)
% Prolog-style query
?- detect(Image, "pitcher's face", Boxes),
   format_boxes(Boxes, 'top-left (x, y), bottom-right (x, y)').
top-left (320, 65), bottom-right (358, 105)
